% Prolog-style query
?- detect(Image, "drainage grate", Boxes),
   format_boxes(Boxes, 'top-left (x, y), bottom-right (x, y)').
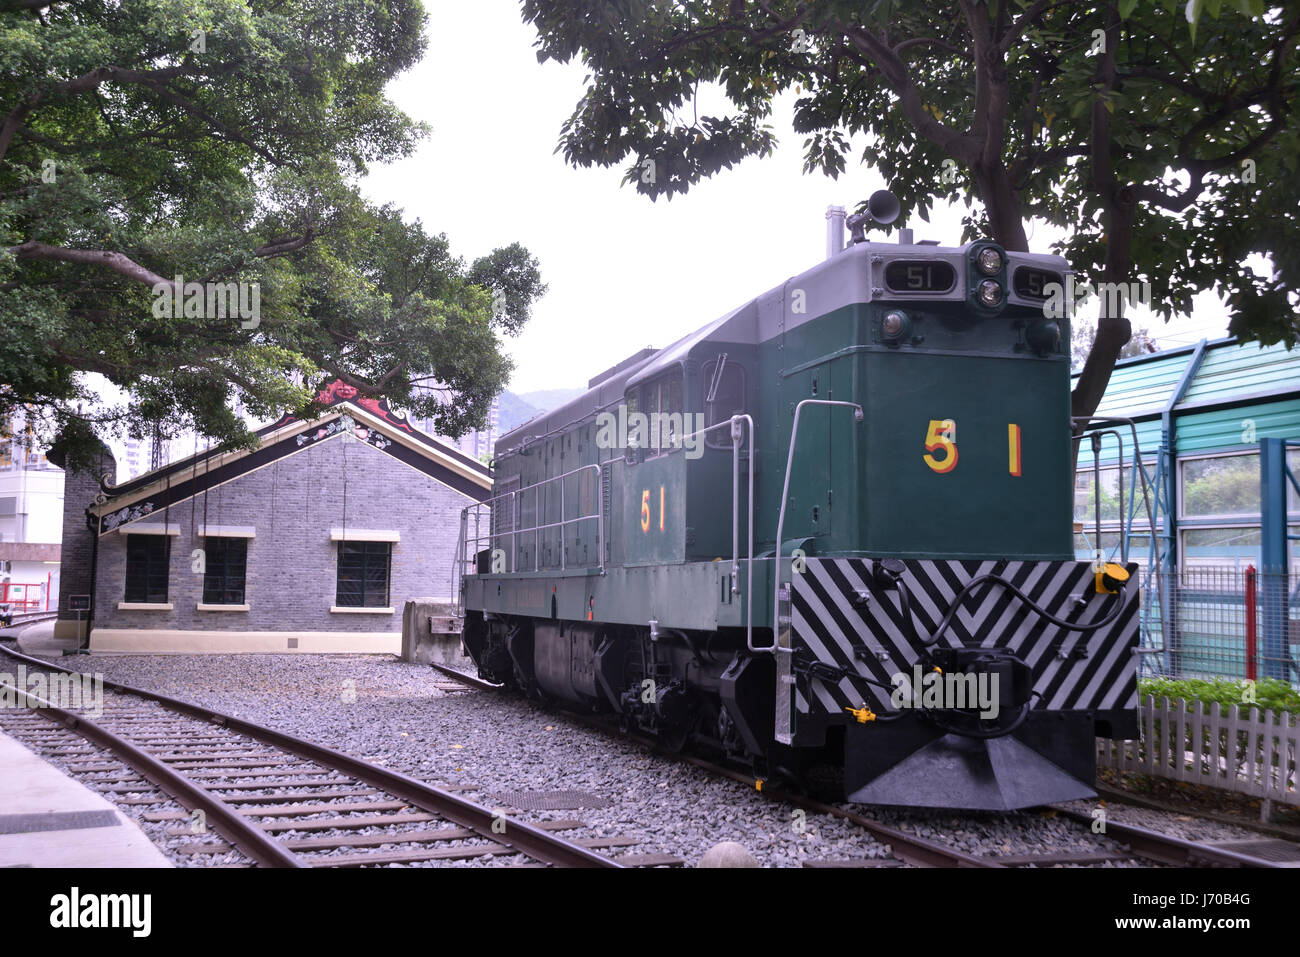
top-left (0, 810), bottom-right (119, 834)
top-left (488, 789), bottom-right (611, 811)
top-left (1210, 839), bottom-right (1300, 864)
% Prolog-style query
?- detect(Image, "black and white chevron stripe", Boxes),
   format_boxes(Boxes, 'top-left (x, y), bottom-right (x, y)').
top-left (790, 558), bottom-right (1139, 717)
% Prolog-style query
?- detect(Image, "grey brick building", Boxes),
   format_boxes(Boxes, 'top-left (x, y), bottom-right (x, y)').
top-left (60, 382), bottom-right (490, 652)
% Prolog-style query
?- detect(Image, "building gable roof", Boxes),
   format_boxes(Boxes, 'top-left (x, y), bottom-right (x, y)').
top-left (89, 382), bottom-right (492, 535)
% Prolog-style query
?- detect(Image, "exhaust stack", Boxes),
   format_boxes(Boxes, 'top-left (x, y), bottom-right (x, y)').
top-left (825, 205), bottom-right (846, 260)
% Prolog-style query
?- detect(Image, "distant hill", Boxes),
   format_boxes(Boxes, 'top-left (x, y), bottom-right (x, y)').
top-left (495, 387), bottom-right (585, 437)
top-left (497, 391), bottom-right (543, 435)
top-left (518, 388), bottom-right (585, 413)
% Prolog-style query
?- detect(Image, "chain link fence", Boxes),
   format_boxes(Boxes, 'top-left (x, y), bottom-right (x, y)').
top-left (1139, 565), bottom-right (1299, 687)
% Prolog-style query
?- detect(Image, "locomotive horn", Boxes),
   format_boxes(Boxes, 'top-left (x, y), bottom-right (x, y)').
top-left (846, 189), bottom-right (900, 244)
top-left (866, 189), bottom-right (900, 225)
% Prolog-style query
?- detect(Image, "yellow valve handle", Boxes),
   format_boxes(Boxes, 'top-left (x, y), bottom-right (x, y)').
top-left (1095, 562), bottom-right (1130, 594)
top-left (844, 705), bottom-right (877, 724)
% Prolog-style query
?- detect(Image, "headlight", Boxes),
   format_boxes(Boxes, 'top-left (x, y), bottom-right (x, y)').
top-left (881, 310), bottom-right (908, 338)
top-left (977, 279), bottom-right (1002, 306)
top-left (976, 247), bottom-right (1003, 275)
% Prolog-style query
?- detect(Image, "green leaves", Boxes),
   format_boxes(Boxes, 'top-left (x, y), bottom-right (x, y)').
top-left (1, 0), bottom-right (542, 463)
top-left (1140, 676), bottom-right (1300, 715)
top-left (522, 0), bottom-right (1299, 377)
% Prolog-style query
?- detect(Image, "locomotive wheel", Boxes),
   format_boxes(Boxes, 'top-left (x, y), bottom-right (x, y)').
top-left (657, 720), bottom-right (691, 753)
top-left (803, 763), bottom-right (846, 802)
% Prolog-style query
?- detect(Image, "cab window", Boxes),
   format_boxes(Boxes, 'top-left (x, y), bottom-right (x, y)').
top-left (651, 373), bottom-right (683, 456)
top-left (702, 357), bottom-right (745, 448)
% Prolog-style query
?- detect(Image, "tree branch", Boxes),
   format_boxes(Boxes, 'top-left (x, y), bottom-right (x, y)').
top-left (998, 0), bottom-right (1080, 54)
top-left (1, 60), bottom-right (243, 165)
top-left (0, 0), bottom-right (68, 10)
top-left (8, 241), bottom-right (176, 289)
top-left (891, 37), bottom-right (969, 59)
top-left (838, 23), bottom-right (978, 163)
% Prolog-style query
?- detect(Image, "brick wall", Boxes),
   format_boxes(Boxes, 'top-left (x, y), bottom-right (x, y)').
top-left (94, 434), bottom-right (470, 634)
top-left (57, 446), bottom-right (116, 630)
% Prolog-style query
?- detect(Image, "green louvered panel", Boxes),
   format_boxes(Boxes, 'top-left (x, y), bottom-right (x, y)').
top-left (1175, 398), bottom-right (1300, 454)
top-left (1179, 341), bottom-right (1300, 408)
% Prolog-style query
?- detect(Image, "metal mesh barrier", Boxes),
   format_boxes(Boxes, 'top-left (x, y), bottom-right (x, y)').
top-left (1138, 565), bottom-right (1299, 688)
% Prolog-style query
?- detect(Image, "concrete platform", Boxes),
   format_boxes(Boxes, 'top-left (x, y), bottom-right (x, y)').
top-left (13, 619), bottom-right (81, 657)
top-left (0, 730), bottom-right (171, 868)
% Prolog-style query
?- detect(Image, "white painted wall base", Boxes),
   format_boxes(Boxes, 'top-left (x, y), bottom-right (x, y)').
top-left (52, 619), bottom-right (90, 641)
top-left (88, 628), bottom-right (401, 655)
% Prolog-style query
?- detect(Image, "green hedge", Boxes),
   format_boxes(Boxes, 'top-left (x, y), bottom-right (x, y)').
top-left (1139, 676), bottom-right (1300, 716)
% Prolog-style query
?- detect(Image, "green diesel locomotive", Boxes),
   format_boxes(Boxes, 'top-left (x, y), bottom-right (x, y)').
top-left (459, 194), bottom-right (1139, 810)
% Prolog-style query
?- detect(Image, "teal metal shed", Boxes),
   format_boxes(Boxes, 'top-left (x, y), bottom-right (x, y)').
top-left (1072, 338), bottom-right (1300, 682)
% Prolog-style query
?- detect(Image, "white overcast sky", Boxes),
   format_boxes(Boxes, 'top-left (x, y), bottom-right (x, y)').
top-left (360, 2), bottom-right (1236, 396)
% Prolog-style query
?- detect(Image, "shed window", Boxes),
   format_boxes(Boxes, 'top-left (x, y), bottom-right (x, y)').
top-left (336, 541), bottom-right (392, 607)
top-left (202, 537), bottom-right (247, 604)
top-left (124, 535), bottom-right (170, 603)
top-left (1180, 453), bottom-right (1260, 519)
top-left (1175, 449), bottom-right (1300, 570)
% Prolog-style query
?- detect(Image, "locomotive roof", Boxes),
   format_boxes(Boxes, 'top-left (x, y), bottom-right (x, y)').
top-left (623, 304), bottom-right (748, 390)
top-left (494, 315), bottom-right (727, 457)
top-left (495, 236), bottom-right (1070, 459)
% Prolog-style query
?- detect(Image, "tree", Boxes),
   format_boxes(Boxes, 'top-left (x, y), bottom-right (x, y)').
top-left (521, 0), bottom-right (1299, 420)
top-left (1, 0), bottom-right (544, 467)
top-left (1071, 319), bottom-right (1156, 369)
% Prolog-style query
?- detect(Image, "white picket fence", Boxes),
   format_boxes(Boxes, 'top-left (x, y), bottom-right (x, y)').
top-left (1097, 696), bottom-right (1299, 809)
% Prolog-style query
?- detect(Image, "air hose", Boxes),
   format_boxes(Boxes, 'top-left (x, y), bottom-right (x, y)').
top-left (884, 567), bottom-right (1124, 740)
top-left (899, 572), bottom-right (1126, 647)
top-left (925, 697), bottom-right (1037, 739)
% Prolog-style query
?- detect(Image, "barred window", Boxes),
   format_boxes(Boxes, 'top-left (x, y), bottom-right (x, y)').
top-left (202, 538), bottom-right (247, 604)
top-left (336, 541), bottom-right (392, 607)
top-left (124, 535), bottom-right (170, 603)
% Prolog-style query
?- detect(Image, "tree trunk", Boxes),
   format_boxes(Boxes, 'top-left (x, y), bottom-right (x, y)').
top-left (1072, 189), bottom-right (1137, 423)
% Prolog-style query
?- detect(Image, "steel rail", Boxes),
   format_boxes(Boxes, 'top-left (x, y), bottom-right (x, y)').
top-left (429, 663), bottom-right (1291, 869)
top-left (0, 678), bottom-right (302, 868)
top-left (426, 664), bottom-right (996, 868)
top-left (1052, 808), bottom-right (1284, 868)
top-left (429, 662), bottom-right (505, 692)
top-left (0, 610), bottom-right (57, 628)
top-left (0, 644), bottom-right (620, 869)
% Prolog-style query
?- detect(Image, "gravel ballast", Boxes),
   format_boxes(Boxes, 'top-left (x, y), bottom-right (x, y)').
top-left (10, 650), bottom-right (1274, 867)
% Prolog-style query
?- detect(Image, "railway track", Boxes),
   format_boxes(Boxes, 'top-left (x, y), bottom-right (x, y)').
top-left (0, 610), bottom-right (58, 630)
top-left (0, 646), bottom-right (680, 868)
top-left (428, 663), bottom-right (1290, 869)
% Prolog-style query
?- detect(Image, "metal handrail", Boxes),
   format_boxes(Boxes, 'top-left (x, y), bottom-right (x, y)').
top-left (460, 463), bottom-right (604, 577)
top-left (1071, 415), bottom-right (1159, 562)
top-left (455, 417), bottom-right (759, 642)
top-left (1080, 427), bottom-right (1127, 563)
top-left (770, 400), bottom-right (865, 656)
top-left (1071, 414), bottom-right (1163, 660)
